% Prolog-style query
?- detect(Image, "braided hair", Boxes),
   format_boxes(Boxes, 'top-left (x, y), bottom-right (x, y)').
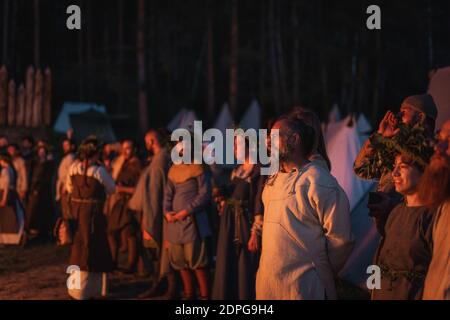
top-left (77, 136), bottom-right (101, 186)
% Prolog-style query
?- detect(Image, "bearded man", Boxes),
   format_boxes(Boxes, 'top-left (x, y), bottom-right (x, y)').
top-left (419, 119), bottom-right (450, 300)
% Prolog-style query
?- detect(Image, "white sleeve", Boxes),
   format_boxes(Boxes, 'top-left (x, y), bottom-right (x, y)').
top-left (65, 164), bottom-right (74, 194)
top-left (308, 183), bottom-right (354, 273)
top-left (96, 167), bottom-right (116, 195)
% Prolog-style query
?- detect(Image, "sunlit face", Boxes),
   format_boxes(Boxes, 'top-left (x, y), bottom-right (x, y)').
top-left (0, 138), bottom-right (8, 148)
top-left (399, 104), bottom-right (422, 125)
top-left (37, 147), bottom-right (47, 160)
top-left (269, 121), bottom-right (283, 159)
top-left (22, 139), bottom-right (32, 149)
top-left (431, 120), bottom-right (450, 166)
top-left (121, 141), bottom-right (134, 160)
top-left (392, 155), bottom-right (422, 195)
top-left (7, 146), bottom-right (18, 157)
top-left (145, 133), bottom-right (155, 152)
top-left (234, 136), bottom-right (248, 162)
top-left (62, 140), bottom-right (72, 154)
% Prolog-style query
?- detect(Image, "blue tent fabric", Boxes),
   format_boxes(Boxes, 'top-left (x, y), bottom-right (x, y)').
top-left (54, 102), bottom-right (107, 133)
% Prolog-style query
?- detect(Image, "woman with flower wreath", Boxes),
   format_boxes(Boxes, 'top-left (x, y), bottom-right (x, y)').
top-left (65, 136), bottom-right (116, 300)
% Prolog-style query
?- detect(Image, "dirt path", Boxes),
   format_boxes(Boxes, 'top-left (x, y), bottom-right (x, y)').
top-left (0, 243), bottom-right (152, 300)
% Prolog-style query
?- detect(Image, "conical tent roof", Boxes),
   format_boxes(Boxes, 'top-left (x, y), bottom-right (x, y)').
top-left (54, 102), bottom-right (107, 133)
top-left (328, 103), bottom-right (341, 123)
top-left (214, 103), bottom-right (233, 134)
top-left (357, 113), bottom-right (372, 134)
top-left (167, 108), bottom-right (198, 131)
top-left (239, 99), bottom-right (261, 130)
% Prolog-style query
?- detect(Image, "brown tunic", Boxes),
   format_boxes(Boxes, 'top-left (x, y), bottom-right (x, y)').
top-left (106, 158), bottom-right (141, 234)
top-left (69, 174), bottom-right (114, 272)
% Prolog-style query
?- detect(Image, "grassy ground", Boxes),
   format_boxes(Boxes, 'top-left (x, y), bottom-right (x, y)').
top-left (0, 242), bottom-right (369, 300)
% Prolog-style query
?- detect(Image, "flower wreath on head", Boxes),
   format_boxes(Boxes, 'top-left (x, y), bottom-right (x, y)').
top-left (367, 123), bottom-right (434, 173)
top-left (76, 135), bottom-right (101, 159)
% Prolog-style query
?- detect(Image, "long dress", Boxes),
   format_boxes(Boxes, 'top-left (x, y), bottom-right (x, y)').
top-left (26, 158), bottom-right (55, 235)
top-left (66, 162), bottom-right (116, 300)
top-left (212, 164), bottom-right (262, 300)
top-left (106, 157), bottom-right (141, 237)
top-left (0, 166), bottom-right (25, 244)
top-left (372, 203), bottom-right (434, 300)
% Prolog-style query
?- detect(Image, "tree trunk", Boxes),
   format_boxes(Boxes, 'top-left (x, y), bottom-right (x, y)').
top-left (7, 79), bottom-right (16, 125)
top-left (32, 69), bottom-right (43, 127)
top-left (43, 68), bottom-right (52, 126)
top-left (34, 0), bottom-right (40, 67)
top-left (0, 66), bottom-right (7, 125)
top-left (206, 0), bottom-right (216, 123)
top-left (292, 1), bottom-right (300, 106)
top-left (17, 84), bottom-right (25, 126)
top-left (86, 0), bottom-right (93, 99)
top-left (78, 0), bottom-right (84, 100)
top-left (137, 0), bottom-right (149, 132)
top-left (259, 0), bottom-right (266, 108)
top-left (25, 66), bottom-right (35, 127)
top-left (117, 0), bottom-right (124, 113)
top-left (229, 0), bottom-right (239, 118)
top-left (2, 0), bottom-right (9, 66)
top-left (268, 0), bottom-right (281, 115)
top-left (275, 3), bottom-right (288, 111)
top-left (427, 0), bottom-right (434, 68)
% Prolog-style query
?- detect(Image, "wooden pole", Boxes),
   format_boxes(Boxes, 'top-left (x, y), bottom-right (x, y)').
top-left (2, 0), bottom-right (9, 65)
top-left (229, 0), bottom-right (239, 118)
top-left (32, 69), bottom-right (43, 127)
top-left (43, 68), bottom-right (52, 126)
top-left (0, 66), bottom-right (8, 125)
top-left (137, 0), bottom-right (148, 132)
top-left (17, 84), bottom-right (25, 126)
top-left (7, 79), bottom-right (16, 125)
top-left (34, 0), bottom-right (40, 67)
top-left (25, 66), bottom-right (35, 127)
top-left (206, 0), bottom-right (215, 123)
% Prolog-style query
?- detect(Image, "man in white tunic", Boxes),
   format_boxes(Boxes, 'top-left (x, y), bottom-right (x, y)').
top-left (256, 115), bottom-right (354, 300)
top-left (56, 138), bottom-right (76, 219)
top-left (7, 144), bottom-right (28, 201)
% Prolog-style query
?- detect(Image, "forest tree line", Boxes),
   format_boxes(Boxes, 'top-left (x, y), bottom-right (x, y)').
top-left (1, 0), bottom-right (449, 134)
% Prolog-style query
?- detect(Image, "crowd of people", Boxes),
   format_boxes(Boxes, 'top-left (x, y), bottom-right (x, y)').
top-left (0, 93), bottom-right (448, 301)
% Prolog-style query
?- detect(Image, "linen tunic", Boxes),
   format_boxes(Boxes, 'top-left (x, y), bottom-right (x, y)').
top-left (256, 162), bottom-right (353, 300)
top-left (163, 164), bottom-right (211, 245)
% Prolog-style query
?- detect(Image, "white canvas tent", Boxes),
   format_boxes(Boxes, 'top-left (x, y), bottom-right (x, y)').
top-left (53, 102), bottom-right (116, 142)
top-left (428, 66), bottom-right (450, 130)
top-left (324, 114), bottom-right (379, 288)
top-left (54, 102), bottom-right (107, 133)
top-left (214, 103), bottom-right (233, 134)
top-left (240, 99), bottom-right (261, 130)
top-left (167, 108), bottom-right (199, 131)
top-left (328, 103), bottom-right (341, 123)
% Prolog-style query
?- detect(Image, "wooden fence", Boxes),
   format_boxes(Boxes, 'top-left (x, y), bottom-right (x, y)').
top-left (0, 65), bottom-right (52, 127)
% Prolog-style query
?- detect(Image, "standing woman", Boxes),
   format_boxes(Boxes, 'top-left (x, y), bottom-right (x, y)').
top-left (212, 136), bottom-right (262, 300)
top-left (26, 144), bottom-right (55, 240)
top-left (0, 154), bottom-right (25, 245)
top-left (65, 137), bottom-right (116, 300)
